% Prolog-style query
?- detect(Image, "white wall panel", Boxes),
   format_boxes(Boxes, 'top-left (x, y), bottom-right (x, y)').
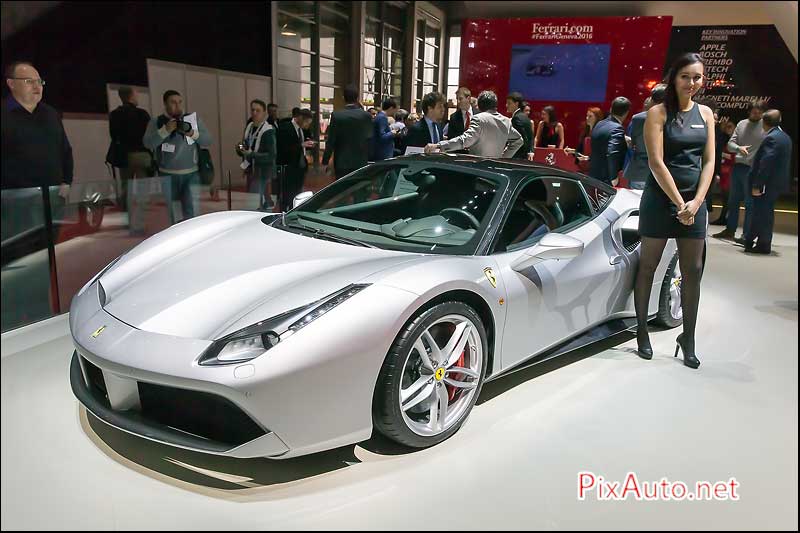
top-left (185, 68), bottom-right (221, 188)
top-left (62, 118), bottom-right (113, 183)
top-left (146, 59), bottom-right (186, 117)
top-left (218, 75), bottom-right (248, 189)
top-left (246, 77), bottom-right (272, 108)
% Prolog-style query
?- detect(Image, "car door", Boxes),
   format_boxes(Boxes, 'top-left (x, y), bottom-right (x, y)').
top-left (490, 176), bottom-right (625, 372)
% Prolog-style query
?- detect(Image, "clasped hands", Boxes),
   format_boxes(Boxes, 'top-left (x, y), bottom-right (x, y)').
top-left (675, 198), bottom-right (702, 226)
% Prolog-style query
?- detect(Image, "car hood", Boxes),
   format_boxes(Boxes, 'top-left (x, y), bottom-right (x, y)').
top-left (99, 212), bottom-right (419, 339)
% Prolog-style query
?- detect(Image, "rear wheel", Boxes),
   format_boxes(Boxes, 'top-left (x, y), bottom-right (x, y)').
top-left (78, 202), bottom-right (104, 232)
top-left (373, 301), bottom-right (488, 448)
top-left (654, 252), bottom-right (683, 328)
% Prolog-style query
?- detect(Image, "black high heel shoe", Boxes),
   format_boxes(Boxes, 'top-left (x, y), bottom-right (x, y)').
top-left (636, 331), bottom-right (653, 360)
top-left (674, 333), bottom-right (700, 369)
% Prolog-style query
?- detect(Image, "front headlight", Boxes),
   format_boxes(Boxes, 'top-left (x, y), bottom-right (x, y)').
top-left (285, 284), bottom-right (369, 334)
top-left (198, 284), bottom-right (369, 366)
top-left (214, 331), bottom-right (281, 363)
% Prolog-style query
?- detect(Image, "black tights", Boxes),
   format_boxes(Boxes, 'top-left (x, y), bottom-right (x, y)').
top-left (634, 237), bottom-right (706, 355)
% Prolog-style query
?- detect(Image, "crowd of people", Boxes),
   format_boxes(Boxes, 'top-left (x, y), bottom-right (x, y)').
top-left (1, 58), bottom-right (792, 261)
top-left (0, 54), bottom-right (795, 372)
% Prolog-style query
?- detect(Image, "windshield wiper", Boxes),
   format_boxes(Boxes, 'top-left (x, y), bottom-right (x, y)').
top-left (283, 220), bottom-right (375, 248)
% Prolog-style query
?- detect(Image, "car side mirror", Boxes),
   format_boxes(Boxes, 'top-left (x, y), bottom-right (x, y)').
top-left (511, 233), bottom-right (585, 272)
top-left (293, 191), bottom-right (313, 209)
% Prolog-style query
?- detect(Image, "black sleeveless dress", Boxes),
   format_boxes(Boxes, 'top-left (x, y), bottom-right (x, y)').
top-left (539, 123), bottom-right (561, 147)
top-left (639, 102), bottom-right (708, 239)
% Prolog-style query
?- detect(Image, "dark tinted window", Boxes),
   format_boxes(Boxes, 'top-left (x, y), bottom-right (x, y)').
top-left (274, 163), bottom-right (506, 254)
top-left (582, 181), bottom-right (616, 213)
top-left (493, 176), bottom-right (593, 252)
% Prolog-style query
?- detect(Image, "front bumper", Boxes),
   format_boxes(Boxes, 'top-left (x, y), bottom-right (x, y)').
top-left (70, 351), bottom-right (289, 457)
top-left (69, 280), bottom-right (419, 459)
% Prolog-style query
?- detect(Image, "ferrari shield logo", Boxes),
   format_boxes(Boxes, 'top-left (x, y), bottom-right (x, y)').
top-left (484, 267), bottom-right (497, 288)
top-left (435, 368), bottom-right (445, 381)
top-left (91, 325), bottom-right (106, 338)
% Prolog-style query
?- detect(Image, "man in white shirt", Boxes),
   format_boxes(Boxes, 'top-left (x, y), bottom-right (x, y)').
top-left (447, 87), bottom-right (478, 140)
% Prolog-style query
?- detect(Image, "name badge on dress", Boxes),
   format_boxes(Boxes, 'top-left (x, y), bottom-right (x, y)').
top-left (690, 124), bottom-right (705, 129)
top-left (162, 143), bottom-right (176, 153)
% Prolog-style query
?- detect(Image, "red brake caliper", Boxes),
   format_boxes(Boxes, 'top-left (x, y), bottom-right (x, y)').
top-left (447, 348), bottom-right (466, 401)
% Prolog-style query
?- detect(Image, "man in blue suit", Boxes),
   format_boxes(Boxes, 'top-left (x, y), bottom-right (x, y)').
top-left (745, 109), bottom-right (792, 254)
top-left (406, 92), bottom-right (446, 149)
top-left (589, 96), bottom-right (631, 186)
top-left (371, 98), bottom-right (398, 161)
top-left (624, 85), bottom-right (666, 189)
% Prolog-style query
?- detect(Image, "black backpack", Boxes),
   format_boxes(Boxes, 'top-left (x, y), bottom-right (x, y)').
top-left (198, 147), bottom-right (214, 185)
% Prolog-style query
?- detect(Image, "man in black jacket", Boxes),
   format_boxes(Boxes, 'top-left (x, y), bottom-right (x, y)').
top-left (447, 87), bottom-right (478, 142)
top-left (506, 91), bottom-right (534, 159)
top-left (589, 96), bottom-right (631, 186)
top-left (276, 108), bottom-right (314, 210)
top-left (322, 85), bottom-right (373, 180)
top-left (745, 109), bottom-right (792, 254)
top-left (2, 61), bottom-right (73, 194)
top-left (109, 86), bottom-right (152, 212)
top-left (405, 92), bottom-right (446, 149)
top-left (267, 103), bottom-right (279, 127)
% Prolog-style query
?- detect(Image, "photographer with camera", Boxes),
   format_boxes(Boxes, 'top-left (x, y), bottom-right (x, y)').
top-left (143, 89), bottom-right (213, 224)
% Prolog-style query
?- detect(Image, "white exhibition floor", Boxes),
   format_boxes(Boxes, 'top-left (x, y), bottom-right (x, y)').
top-left (2, 233), bottom-right (797, 530)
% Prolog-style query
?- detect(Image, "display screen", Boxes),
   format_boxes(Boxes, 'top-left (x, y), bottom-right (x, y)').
top-left (508, 44), bottom-right (611, 103)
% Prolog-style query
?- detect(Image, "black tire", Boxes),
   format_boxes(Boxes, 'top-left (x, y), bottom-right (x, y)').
top-left (78, 203), bottom-right (104, 233)
top-left (653, 252), bottom-right (683, 328)
top-left (372, 301), bottom-right (488, 449)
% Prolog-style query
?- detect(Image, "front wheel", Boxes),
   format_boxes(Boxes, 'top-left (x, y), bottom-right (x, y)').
top-left (373, 301), bottom-right (488, 448)
top-left (653, 252), bottom-right (683, 328)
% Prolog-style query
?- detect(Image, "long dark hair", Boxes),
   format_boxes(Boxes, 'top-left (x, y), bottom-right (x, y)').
top-left (663, 52), bottom-right (705, 117)
top-left (542, 105), bottom-right (557, 124)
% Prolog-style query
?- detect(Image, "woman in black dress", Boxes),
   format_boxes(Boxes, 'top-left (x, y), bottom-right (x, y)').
top-left (534, 105), bottom-right (565, 148)
top-left (635, 52), bottom-right (715, 369)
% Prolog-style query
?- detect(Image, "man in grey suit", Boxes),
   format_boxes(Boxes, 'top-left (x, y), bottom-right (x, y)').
top-left (424, 91), bottom-right (523, 158)
top-left (623, 84), bottom-right (666, 189)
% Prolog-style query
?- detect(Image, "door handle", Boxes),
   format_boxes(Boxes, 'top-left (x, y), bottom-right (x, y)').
top-left (610, 255), bottom-right (623, 265)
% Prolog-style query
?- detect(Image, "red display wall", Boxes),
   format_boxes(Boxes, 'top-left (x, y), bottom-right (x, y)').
top-left (459, 17), bottom-right (673, 149)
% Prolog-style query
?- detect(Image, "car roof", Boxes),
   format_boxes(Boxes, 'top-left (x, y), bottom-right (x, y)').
top-left (381, 153), bottom-right (615, 192)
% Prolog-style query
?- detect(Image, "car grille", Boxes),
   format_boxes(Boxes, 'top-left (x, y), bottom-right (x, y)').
top-left (625, 239), bottom-right (641, 253)
top-left (80, 356), bottom-right (266, 447)
top-left (82, 356), bottom-right (110, 407)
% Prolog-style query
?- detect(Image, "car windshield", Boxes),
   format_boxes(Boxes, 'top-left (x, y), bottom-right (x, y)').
top-left (271, 162), bottom-right (506, 254)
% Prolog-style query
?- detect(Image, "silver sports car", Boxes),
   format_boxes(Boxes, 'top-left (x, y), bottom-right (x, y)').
top-left (69, 155), bottom-right (682, 459)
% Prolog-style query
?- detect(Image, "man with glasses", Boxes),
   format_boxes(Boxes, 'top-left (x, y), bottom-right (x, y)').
top-left (1, 61), bottom-right (73, 197)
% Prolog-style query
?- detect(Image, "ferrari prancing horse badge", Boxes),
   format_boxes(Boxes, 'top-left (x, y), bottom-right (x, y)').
top-left (484, 267), bottom-right (497, 288)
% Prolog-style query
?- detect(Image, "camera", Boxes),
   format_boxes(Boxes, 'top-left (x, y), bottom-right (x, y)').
top-left (158, 114), bottom-right (192, 134)
top-left (175, 119), bottom-right (192, 134)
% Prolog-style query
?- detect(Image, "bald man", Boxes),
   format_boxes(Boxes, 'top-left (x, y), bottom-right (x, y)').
top-left (2, 61), bottom-right (73, 196)
top-left (745, 109), bottom-right (792, 254)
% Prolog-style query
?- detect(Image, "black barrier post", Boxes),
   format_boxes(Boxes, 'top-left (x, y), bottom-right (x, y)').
top-left (41, 187), bottom-right (61, 314)
top-left (227, 170), bottom-right (232, 211)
